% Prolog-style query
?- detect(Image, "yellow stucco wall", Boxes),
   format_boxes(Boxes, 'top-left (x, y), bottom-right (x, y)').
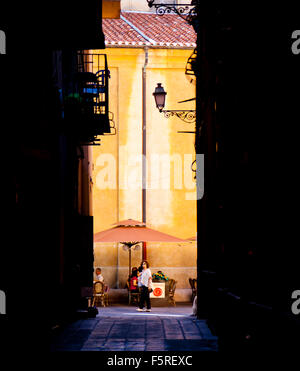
top-left (92, 47), bottom-right (197, 295)
top-left (102, 0), bottom-right (121, 19)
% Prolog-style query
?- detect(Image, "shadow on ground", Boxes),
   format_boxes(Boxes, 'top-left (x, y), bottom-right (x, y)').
top-left (51, 305), bottom-right (218, 351)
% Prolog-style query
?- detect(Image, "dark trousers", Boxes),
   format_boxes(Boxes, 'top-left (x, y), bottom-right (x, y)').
top-left (139, 285), bottom-right (151, 309)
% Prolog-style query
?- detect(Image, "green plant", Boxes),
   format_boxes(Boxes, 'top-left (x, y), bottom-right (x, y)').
top-left (152, 271), bottom-right (169, 281)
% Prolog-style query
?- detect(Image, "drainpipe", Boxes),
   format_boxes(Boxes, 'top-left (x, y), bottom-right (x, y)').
top-left (142, 47), bottom-right (149, 260)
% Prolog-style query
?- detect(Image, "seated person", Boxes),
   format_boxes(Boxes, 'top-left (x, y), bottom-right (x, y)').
top-left (95, 267), bottom-right (104, 283)
top-left (95, 268), bottom-right (109, 297)
top-left (129, 267), bottom-right (139, 293)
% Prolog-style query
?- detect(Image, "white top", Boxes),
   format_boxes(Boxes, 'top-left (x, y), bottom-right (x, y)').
top-left (140, 268), bottom-right (152, 287)
top-left (137, 273), bottom-right (142, 287)
top-left (96, 274), bottom-right (104, 282)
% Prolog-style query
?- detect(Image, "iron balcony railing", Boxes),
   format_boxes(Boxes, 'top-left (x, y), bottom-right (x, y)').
top-left (64, 52), bottom-right (111, 144)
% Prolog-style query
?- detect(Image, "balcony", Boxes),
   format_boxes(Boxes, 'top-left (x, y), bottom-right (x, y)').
top-left (63, 52), bottom-right (113, 145)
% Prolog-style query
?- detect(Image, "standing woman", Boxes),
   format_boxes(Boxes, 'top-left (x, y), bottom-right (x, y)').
top-left (137, 261), bottom-right (152, 312)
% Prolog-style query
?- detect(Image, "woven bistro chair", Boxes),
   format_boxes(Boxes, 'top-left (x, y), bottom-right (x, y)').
top-left (189, 278), bottom-right (194, 302)
top-left (126, 274), bottom-right (140, 305)
top-left (103, 284), bottom-right (110, 306)
top-left (193, 279), bottom-right (197, 299)
top-left (92, 281), bottom-right (105, 307)
top-left (127, 279), bottom-right (140, 305)
top-left (129, 290), bottom-right (140, 305)
top-left (189, 278), bottom-right (197, 302)
top-left (168, 279), bottom-right (177, 306)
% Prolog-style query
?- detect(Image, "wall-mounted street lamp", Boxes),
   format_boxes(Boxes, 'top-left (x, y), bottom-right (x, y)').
top-left (153, 83), bottom-right (196, 123)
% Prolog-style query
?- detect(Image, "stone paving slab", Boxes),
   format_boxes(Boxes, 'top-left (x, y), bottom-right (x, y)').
top-left (51, 305), bottom-right (218, 352)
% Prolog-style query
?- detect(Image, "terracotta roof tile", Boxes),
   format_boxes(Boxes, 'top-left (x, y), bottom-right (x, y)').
top-left (103, 18), bottom-right (146, 44)
top-left (103, 12), bottom-right (196, 47)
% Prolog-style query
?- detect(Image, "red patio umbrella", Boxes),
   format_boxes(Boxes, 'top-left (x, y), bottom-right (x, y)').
top-left (94, 219), bottom-right (185, 275)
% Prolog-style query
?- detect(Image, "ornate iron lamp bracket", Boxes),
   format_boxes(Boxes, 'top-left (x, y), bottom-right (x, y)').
top-left (147, 1), bottom-right (198, 23)
top-left (161, 109), bottom-right (196, 123)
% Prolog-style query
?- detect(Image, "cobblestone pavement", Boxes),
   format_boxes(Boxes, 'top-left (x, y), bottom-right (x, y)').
top-left (51, 305), bottom-right (218, 351)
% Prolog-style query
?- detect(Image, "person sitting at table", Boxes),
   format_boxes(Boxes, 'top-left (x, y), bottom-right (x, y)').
top-left (129, 267), bottom-right (139, 293)
top-left (95, 267), bottom-right (104, 283)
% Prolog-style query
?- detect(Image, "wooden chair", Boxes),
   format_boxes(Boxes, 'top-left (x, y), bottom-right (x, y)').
top-left (189, 278), bottom-right (197, 302)
top-left (129, 290), bottom-right (140, 305)
top-left (168, 279), bottom-right (177, 306)
top-left (127, 277), bottom-right (140, 305)
top-left (189, 278), bottom-right (194, 300)
top-left (127, 281), bottom-right (140, 305)
top-left (92, 281), bottom-right (105, 307)
top-left (104, 284), bottom-right (109, 306)
top-left (193, 279), bottom-right (197, 296)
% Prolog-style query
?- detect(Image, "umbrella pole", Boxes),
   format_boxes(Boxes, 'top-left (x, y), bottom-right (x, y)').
top-left (129, 246), bottom-right (131, 278)
top-left (116, 243), bottom-right (119, 289)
